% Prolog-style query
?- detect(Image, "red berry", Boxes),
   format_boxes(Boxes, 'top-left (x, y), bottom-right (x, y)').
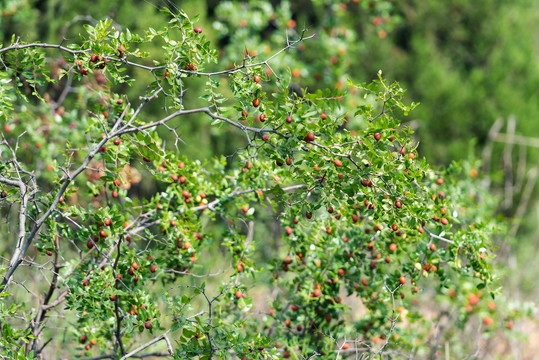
top-left (113, 138), bottom-right (121, 145)
top-left (334, 159), bottom-right (342, 167)
top-left (99, 230), bottom-right (107, 238)
top-left (304, 132), bottom-right (315, 143)
top-left (252, 98), bottom-right (260, 107)
top-left (374, 133), bottom-right (381, 141)
top-left (429, 243), bottom-right (436, 251)
top-left (253, 75), bottom-right (260, 83)
top-left (150, 264), bottom-right (157, 273)
top-left (286, 115), bottom-right (293, 123)
top-left (145, 321), bottom-right (152, 329)
top-left (194, 27), bottom-right (202, 34)
top-left (399, 276), bottom-right (406, 285)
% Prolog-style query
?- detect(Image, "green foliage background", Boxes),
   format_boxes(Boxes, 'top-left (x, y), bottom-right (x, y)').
top-left (1, 0), bottom-right (539, 357)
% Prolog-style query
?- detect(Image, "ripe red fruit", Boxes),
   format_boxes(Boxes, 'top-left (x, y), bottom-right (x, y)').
top-left (113, 138), bottom-right (121, 145)
top-left (112, 190), bottom-right (119, 198)
top-left (399, 146), bottom-right (406, 155)
top-left (179, 175), bottom-right (186, 184)
top-left (399, 276), bottom-right (406, 285)
top-left (326, 227), bottom-right (332, 235)
top-left (441, 218), bottom-right (449, 225)
top-left (1, 190), bottom-right (7, 198)
top-left (110, 294), bottom-right (116, 301)
top-left (429, 243), bottom-right (436, 251)
top-left (334, 159), bottom-right (342, 167)
top-left (436, 178), bottom-right (444, 185)
top-left (241, 110), bottom-right (248, 118)
top-left (262, 134), bottom-right (269, 141)
top-left (361, 179), bottom-right (368, 187)
top-left (171, 174), bottom-right (178, 182)
top-left (178, 162), bottom-right (185, 169)
top-left (87, 240), bottom-right (94, 249)
top-left (313, 288), bottom-right (321, 297)
top-left (392, 224), bottom-right (398, 232)
top-left (150, 264), bottom-right (157, 273)
top-left (483, 316), bottom-right (493, 326)
top-left (114, 178), bottom-right (121, 186)
top-left (304, 132), bottom-right (315, 142)
top-left (320, 113), bottom-right (327, 120)
top-left (305, 212), bottom-right (312, 219)
top-left (259, 113), bottom-right (266, 122)
top-left (286, 158), bottom-right (292, 166)
top-left (132, 262), bottom-right (138, 270)
top-left (193, 27), bottom-right (202, 34)
top-left (252, 98), bottom-right (260, 107)
top-left (253, 75), bottom-right (260, 83)
top-left (105, 218), bottom-right (112, 226)
top-left (283, 256), bottom-right (292, 265)
top-left (374, 133), bottom-right (381, 141)
top-left (338, 269), bottom-right (345, 276)
top-left (80, 335), bottom-right (88, 344)
top-left (242, 205), bottom-right (249, 213)
top-left (385, 257), bottom-right (391, 263)
top-left (286, 115), bottom-right (292, 123)
top-left (182, 190), bottom-right (190, 198)
top-left (235, 291), bottom-right (243, 299)
top-left (99, 230), bottom-right (107, 238)
top-left (285, 227), bottom-right (293, 236)
top-left (342, 342), bottom-right (350, 350)
top-left (145, 321), bottom-right (152, 329)
top-left (395, 200), bottom-right (402, 208)
top-left (389, 243), bottom-right (397, 251)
